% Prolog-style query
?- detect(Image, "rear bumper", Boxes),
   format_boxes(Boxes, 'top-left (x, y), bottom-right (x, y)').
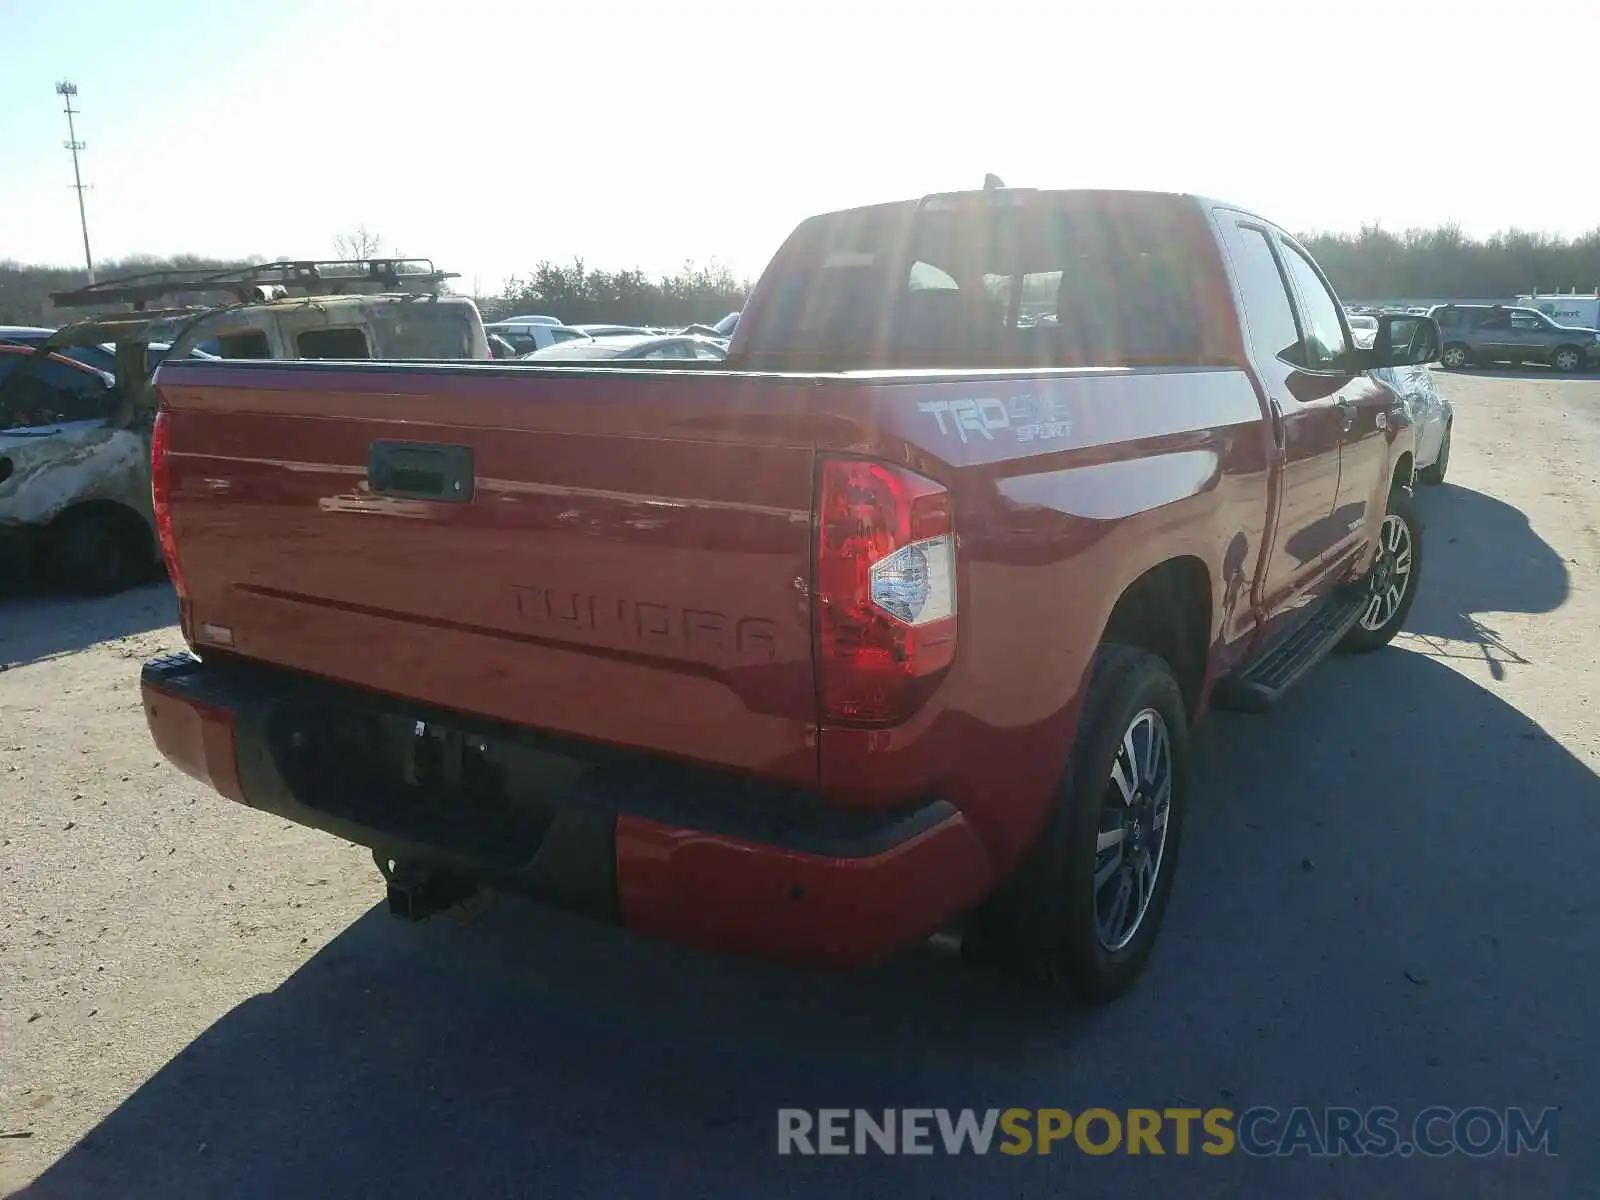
top-left (141, 653), bottom-right (993, 968)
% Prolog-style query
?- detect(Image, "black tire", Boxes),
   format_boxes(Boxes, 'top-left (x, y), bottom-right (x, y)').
top-left (1550, 345), bottom-right (1585, 374)
top-left (1439, 343), bottom-right (1473, 370)
top-left (962, 645), bottom-right (1191, 1004)
top-left (1418, 425), bottom-right (1450, 485)
top-left (46, 507), bottom-right (151, 596)
top-left (1339, 484), bottom-right (1422, 653)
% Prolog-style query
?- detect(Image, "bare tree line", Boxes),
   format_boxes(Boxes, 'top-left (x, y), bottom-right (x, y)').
top-left (6, 222), bottom-right (1600, 329)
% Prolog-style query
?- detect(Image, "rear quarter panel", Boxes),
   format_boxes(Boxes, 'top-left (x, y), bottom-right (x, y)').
top-left (810, 366), bottom-right (1271, 870)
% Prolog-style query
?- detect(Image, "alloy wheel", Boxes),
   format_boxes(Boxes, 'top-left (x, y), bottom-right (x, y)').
top-left (1359, 513), bottom-right (1414, 632)
top-left (1093, 708), bottom-right (1173, 952)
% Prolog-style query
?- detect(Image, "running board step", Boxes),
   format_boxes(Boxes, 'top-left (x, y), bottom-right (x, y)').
top-left (1210, 594), bottom-right (1366, 714)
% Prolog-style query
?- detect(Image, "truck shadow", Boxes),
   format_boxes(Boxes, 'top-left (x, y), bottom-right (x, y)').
top-left (14, 649), bottom-right (1595, 1198)
top-left (0, 581), bottom-right (176, 669)
top-left (1405, 483), bottom-right (1568, 679)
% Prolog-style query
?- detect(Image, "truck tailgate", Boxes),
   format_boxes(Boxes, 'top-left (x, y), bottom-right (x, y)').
top-left (155, 361), bottom-right (820, 787)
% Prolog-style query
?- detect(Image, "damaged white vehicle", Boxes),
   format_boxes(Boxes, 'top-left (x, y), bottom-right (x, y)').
top-left (0, 341), bottom-right (161, 594)
top-left (1, 257), bottom-right (485, 594)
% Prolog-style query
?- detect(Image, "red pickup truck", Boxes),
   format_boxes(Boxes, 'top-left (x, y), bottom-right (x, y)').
top-left (141, 187), bottom-right (1439, 1002)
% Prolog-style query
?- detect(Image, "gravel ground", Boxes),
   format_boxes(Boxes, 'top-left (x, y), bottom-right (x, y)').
top-left (2, 369), bottom-right (1597, 1198)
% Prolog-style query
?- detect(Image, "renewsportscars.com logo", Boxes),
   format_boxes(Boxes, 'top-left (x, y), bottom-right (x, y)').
top-left (776, 1106), bottom-right (1560, 1158)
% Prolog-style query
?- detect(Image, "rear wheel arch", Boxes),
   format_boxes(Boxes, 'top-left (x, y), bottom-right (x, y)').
top-left (1099, 556), bottom-right (1213, 720)
top-left (46, 499), bottom-right (156, 594)
top-left (1551, 344), bottom-right (1585, 372)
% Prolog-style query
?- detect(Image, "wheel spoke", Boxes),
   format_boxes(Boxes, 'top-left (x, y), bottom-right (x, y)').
top-left (1138, 850), bottom-right (1158, 903)
top-left (1110, 757), bottom-right (1136, 806)
top-left (1152, 777), bottom-right (1171, 828)
top-left (1394, 547), bottom-right (1412, 573)
top-left (1363, 593), bottom-right (1384, 628)
top-left (1095, 847), bottom-right (1124, 890)
top-left (1096, 826), bottom-right (1126, 852)
top-left (1146, 722), bottom-right (1169, 785)
top-left (1386, 584), bottom-right (1402, 617)
top-left (1105, 872), bottom-right (1132, 935)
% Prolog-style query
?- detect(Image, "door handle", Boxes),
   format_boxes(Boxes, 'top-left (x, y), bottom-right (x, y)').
top-left (368, 441), bottom-right (475, 503)
top-left (1335, 399), bottom-right (1356, 433)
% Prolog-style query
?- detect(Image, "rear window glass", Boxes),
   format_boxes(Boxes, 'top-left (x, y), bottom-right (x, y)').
top-left (381, 305), bottom-right (477, 358)
top-left (745, 196), bottom-right (1208, 368)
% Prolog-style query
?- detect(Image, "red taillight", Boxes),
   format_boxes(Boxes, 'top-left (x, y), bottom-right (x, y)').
top-left (815, 458), bottom-right (958, 726)
top-left (150, 409), bottom-right (189, 603)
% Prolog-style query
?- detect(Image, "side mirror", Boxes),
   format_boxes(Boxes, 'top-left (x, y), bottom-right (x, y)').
top-left (1368, 313), bottom-right (1440, 368)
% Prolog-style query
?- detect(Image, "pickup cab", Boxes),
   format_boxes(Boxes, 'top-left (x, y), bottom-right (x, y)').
top-left (141, 188), bottom-right (1440, 1002)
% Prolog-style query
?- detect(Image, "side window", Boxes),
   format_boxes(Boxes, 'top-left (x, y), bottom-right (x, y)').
top-left (908, 261), bottom-right (959, 291)
top-left (1475, 314), bottom-right (1510, 332)
top-left (0, 353), bottom-right (109, 429)
top-left (296, 327), bottom-right (370, 359)
top-left (1223, 223), bottom-right (1302, 363)
top-left (1435, 309), bottom-right (1463, 329)
top-left (1017, 270), bottom-right (1059, 327)
top-left (35, 358), bottom-right (108, 399)
top-left (1277, 240), bottom-right (1349, 370)
top-left (1509, 313), bottom-right (1544, 331)
top-left (217, 331), bottom-right (271, 358)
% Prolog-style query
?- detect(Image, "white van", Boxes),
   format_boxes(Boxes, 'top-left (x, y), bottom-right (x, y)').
top-left (1516, 293), bottom-right (1600, 330)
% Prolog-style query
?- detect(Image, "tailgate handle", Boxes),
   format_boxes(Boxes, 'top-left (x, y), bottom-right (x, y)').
top-left (368, 441), bottom-right (475, 503)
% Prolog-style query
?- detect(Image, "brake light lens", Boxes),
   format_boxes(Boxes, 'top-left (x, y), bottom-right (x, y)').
top-left (815, 458), bottom-right (957, 726)
top-left (150, 409), bottom-right (189, 603)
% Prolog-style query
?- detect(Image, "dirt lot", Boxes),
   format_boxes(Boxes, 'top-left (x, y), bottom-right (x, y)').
top-left (2, 369), bottom-right (1597, 1198)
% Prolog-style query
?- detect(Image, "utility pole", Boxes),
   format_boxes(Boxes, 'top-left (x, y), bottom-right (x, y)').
top-left (55, 80), bottom-right (95, 284)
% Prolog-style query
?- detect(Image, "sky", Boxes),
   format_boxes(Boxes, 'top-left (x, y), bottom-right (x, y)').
top-left (1, 0), bottom-right (1596, 294)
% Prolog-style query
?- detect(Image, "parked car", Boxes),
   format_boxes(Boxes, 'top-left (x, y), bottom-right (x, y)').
top-left (484, 322), bottom-right (589, 355)
top-left (2, 260), bottom-right (488, 596)
top-left (563, 323), bottom-right (651, 339)
top-left (713, 311), bottom-right (740, 337)
top-left (1373, 359), bottom-right (1453, 485)
top-left (523, 334), bottom-right (729, 361)
top-left (1347, 317), bottom-right (1453, 485)
top-left (1429, 303), bottom-right (1600, 372)
top-left (0, 344), bottom-right (151, 592)
top-left (502, 314), bottom-right (563, 326)
top-left (1346, 313), bottom-right (1379, 341)
top-left (486, 332), bottom-right (520, 359)
top-left (140, 185), bottom-right (1435, 1004)
top-left (0, 326), bottom-right (210, 375)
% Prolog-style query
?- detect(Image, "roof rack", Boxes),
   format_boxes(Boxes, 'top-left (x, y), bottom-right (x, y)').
top-left (50, 258), bottom-right (458, 311)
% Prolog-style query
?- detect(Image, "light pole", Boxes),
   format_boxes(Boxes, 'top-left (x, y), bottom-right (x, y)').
top-left (55, 80), bottom-right (95, 284)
